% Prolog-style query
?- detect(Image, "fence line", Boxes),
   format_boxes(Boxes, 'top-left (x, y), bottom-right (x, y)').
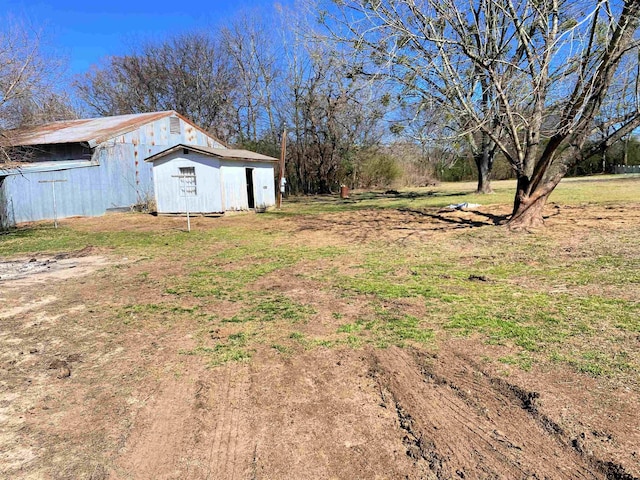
top-left (612, 165), bottom-right (640, 174)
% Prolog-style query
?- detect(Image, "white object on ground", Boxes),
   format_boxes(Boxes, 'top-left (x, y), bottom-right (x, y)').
top-left (447, 202), bottom-right (481, 210)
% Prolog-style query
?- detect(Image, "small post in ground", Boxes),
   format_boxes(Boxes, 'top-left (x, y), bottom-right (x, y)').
top-left (172, 172), bottom-right (197, 232)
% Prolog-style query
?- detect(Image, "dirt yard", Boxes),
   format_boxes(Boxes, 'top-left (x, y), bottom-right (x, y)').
top-left (1, 195), bottom-right (639, 479)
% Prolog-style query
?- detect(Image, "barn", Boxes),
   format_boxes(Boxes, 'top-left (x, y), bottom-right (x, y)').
top-left (0, 111), bottom-right (226, 228)
top-left (145, 144), bottom-right (278, 214)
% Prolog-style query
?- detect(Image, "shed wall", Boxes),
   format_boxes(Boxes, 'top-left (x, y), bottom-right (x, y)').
top-left (152, 155), bottom-right (276, 213)
top-left (4, 115), bottom-right (223, 225)
top-left (153, 152), bottom-right (223, 213)
top-left (220, 161), bottom-right (275, 211)
top-left (5, 164), bottom-right (105, 224)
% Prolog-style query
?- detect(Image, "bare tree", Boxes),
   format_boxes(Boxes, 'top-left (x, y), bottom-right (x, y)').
top-left (283, 38), bottom-right (388, 193)
top-left (318, 0), bottom-right (504, 193)
top-left (391, 99), bottom-right (488, 188)
top-left (323, 0), bottom-right (640, 228)
top-left (74, 33), bottom-right (238, 140)
top-left (0, 19), bottom-right (73, 161)
top-left (7, 91), bottom-right (77, 128)
top-left (221, 13), bottom-right (282, 147)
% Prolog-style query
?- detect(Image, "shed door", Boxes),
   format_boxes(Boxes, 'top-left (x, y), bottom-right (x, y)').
top-left (245, 168), bottom-right (255, 209)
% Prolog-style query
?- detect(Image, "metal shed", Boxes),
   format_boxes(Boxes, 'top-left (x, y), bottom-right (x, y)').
top-left (145, 144), bottom-right (278, 214)
top-left (0, 111), bottom-right (225, 228)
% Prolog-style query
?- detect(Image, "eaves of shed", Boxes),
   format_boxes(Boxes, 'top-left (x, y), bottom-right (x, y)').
top-left (145, 144), bottom-right (278, 163)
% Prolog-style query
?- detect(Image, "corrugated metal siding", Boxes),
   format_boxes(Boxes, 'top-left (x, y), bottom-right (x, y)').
top-left (5, 163), bottom-right (106, 223)
top-left (5, 115), bottom-right (224, 224)
top-left (153, 152), bottom-right (223, 213)
top-left (220, 164), bottom-right (247, 211)
top-left (220, 161), bottom-right (275, 211)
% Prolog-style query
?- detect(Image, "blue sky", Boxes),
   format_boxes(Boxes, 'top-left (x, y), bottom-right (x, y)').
top-left (1, 0), bottom-right (286, 75)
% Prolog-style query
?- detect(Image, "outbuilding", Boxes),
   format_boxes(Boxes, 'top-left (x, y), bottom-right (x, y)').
top-left (0, 111), bottom-right (225, 228)
top-left (145, 144), bottom-right (278, 214)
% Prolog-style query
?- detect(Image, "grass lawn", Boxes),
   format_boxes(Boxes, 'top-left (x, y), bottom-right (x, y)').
top-left (1, 175), bottom-right (639, 381)
top-left (3, 175), bottom-right (640, 479)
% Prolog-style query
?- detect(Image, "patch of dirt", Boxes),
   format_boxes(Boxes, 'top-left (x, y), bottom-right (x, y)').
top-left (0, 247), bottom-right (112, 288)
top-left (449, 338), bottom-right (640, 479)
top-left (0, 295), bottom-right (57, 319)
top-left (293, 202), bottom-right (640, 245)
top-left (369, 345), bottom-right (640, 479)
top-left (1, 204), bottom-right (639, 479)
top-left (294, 207), bottom-right (507, 245)
top-left (66, 211), bottom-right (279, 235)
top-left (115, 348), bottom-right (422, 480)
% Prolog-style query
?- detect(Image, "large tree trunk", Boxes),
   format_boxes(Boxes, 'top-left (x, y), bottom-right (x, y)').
top-left (507, 176), bottom-right (552, 230)
top-left (474, 152), bottom-right (494, 194)
top-left (508, 193), bottom-right (549, 229)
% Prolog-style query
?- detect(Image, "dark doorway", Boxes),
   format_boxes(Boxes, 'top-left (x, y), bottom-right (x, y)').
top-left (245, 168), bottom-right (255, 209)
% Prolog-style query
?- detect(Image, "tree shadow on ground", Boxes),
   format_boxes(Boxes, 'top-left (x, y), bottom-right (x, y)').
top-left (294, 206), bottom-right (514, 245)
top-left (353, 190), bottom-right (471, 201)
top-left (286, 189), bottom-right (476, 205)
top-left (398, 207), bottom-right (510, 227)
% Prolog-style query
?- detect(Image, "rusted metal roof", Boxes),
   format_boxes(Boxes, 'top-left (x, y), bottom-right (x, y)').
top-left (145, 144), bottom-right (279, 163)
top-left (4, 111), bottom-right (220, 148)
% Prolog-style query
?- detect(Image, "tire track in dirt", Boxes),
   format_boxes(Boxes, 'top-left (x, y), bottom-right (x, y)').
top-left (242, 349), bottom-right (423, 479)
top-left (116, 374), bottom-right (199, 478)
top-left (114, 361), bottom-right (253, 480)
top-left (205, 363), bottom-right (252, 480)
top-left (46, 338), bottom-right (637, 479)
top-left (369, 347), bottom-right (636, 479)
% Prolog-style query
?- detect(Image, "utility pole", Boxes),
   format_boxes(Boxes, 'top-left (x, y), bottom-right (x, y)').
top-left (276, 127), bottom-right (287, 209)
top-left (38, 179), bottom-right (67, 228)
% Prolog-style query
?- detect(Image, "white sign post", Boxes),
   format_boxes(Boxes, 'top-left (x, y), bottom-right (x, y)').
top-left (172, 173), bottom-right (197, 232)
top-left (38, 179), bottom-right (67, 229)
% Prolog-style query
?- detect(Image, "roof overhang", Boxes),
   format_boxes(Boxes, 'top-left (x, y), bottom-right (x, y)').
top-left (0, 159), bottom-right (99, 176)
top-left (145, 144), bottom-right (279, 163)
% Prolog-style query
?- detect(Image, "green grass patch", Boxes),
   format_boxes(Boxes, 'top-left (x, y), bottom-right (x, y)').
top-left (118, 303), bottom-right (202, 326)
top-left (551, 348), bottom-right (638, 377)
top-left (320, 234), bottom-right (639, 376)
top-left (498, 353), bottom-right (534, 371)
top-left (166, 244), bottom-right (344, 300)
top-left (222, 294), bottom-right (315, 323)
top-left (0, 221), bottom-right (198, 257)
top-left (271, 343), bottom-right (293, 355)
top-left (180, 331), bottom-right (253, 366)
top-left (337, 307), bottom-right (434, 348)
